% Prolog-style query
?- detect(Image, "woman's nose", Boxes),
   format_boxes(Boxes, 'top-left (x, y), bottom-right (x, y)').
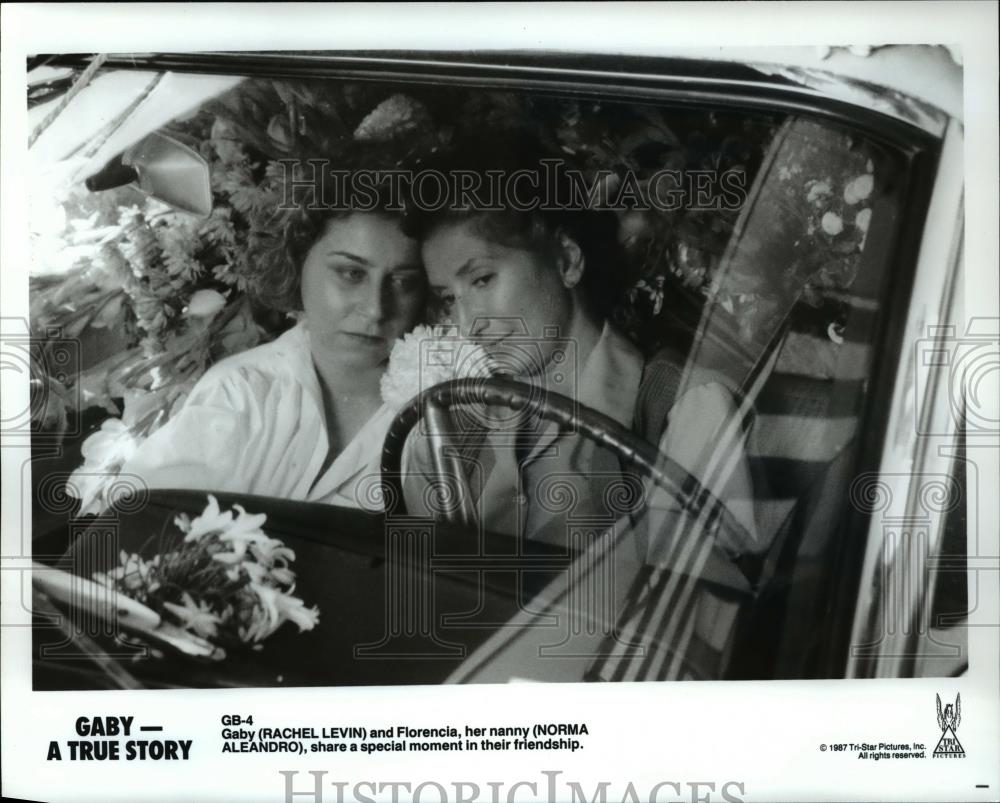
top-left (360, 282), bottom-right (389, 322)
top-left (457, 301), bottom-right (487, 339)
top-left (468, 315), bottom-right (491, 339)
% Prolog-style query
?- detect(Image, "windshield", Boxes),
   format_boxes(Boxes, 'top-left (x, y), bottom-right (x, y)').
top-left (27, 62), bottom-right (953, 685)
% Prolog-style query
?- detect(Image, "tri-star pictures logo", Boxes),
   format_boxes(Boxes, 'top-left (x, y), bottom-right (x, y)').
top-left (933, 693), bottom-right (965, 758)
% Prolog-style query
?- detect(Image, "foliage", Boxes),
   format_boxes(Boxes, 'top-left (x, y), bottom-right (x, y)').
top-left (29, 76), bottom-right (881, 486)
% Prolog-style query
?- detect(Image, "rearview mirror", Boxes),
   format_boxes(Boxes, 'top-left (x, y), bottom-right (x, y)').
top-left (84, 132), bottom-right (212, 217)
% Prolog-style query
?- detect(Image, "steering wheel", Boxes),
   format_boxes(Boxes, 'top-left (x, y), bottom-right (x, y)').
top-left (378, 377), bottom-right (752, 548)
top-left (379, 377), bottom-right (763, 683)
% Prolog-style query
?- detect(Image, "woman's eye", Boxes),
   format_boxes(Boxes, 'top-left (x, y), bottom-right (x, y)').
top-left (334, 267), bottom-right (366, 284)
top-left (471, 273), bottom-right (495, 289)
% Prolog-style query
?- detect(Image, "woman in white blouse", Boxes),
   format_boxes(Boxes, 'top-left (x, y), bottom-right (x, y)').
top-left (122, 201), bottom-right (426, 510)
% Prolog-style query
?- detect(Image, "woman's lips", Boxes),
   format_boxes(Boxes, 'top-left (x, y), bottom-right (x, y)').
top-left (341, 332), bottom-right (386, 346)
top-left (478, 333), bottom-right (511, 350)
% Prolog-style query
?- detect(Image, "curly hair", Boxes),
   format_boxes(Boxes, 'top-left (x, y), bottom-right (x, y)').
top-left (245, 142), bottom-right (424, 312)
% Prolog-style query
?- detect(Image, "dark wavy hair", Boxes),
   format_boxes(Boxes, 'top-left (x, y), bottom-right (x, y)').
top-left (402, 132), bottom-right (624, 322)
top-left (245, 142), bottom-right (423, 312)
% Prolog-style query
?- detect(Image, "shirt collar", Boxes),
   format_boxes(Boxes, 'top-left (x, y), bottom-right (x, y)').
top-left (308, 402), bottom-right (395, 505)
top-left (284, 320), bottom-right (390, 506)
top-left (524, 322), bottom-right (644, 463)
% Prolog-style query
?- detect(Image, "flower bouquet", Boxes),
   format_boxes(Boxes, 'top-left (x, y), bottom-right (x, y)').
top-left (87, 495), bottom-right (319, 660)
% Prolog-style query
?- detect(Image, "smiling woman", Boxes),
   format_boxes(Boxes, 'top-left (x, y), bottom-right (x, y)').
top-left (117, 166), bottom-right (428, 510)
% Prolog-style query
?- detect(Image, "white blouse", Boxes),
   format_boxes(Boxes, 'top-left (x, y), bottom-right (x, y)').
top-left (121, 323), bottom-right (392, 510)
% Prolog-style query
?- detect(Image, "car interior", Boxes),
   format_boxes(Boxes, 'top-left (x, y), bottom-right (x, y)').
top-left (27, 60), bottom-right (956, 686)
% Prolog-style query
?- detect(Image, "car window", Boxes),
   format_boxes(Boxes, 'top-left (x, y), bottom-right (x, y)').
top-left (667, 116), bottom-right (913, 679)
top-left (28, 64), bottom-right (936, 683)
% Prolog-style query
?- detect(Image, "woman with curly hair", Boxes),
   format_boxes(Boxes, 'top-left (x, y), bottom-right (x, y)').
top-left (121, 157), bottom-right (427, 509)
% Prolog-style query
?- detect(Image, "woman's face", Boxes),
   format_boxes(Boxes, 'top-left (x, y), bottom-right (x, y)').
top-left (300, 213), bottom-right (424, 366)
top-left (422, 218), bottom-right (575, 374)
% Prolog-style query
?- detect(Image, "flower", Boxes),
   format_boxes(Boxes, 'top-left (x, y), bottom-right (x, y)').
top-left (163, 592), bottom-right (222, 639)
top-left (821, 212), bottom-right (844, 236)
top-left (275, 593), bottom-right (320, 633)
top-left (380, 325), bottom-right (497, 410)
top-left (248, 538), bottom-right (296, 569)
top-left (185, 288), bottom-right (227, 318)
top-left (843, 174), bottom-right (874, 205)
top-left (178, 495), bottom-right (268, 543)
top-left (244, 583), bottom-right (320, 642)
top-left (855, 207), bottom-right (872, 250)
top-left (68, 419), bottom-right (143, 515)
top-left (108, 551), bottom-right (156, 593)
top-left (269, 566), bottom-right (297, 586)
top-left (806, 180), bottom-right (833, 204)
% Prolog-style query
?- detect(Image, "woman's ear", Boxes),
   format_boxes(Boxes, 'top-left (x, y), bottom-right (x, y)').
top-left (555, 231), bottom-right (585, 289)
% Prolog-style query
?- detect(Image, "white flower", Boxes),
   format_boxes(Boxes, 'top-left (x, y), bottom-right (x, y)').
top-left (68, 419), bottom-right (143, 515)
top-left (181, 495), bottom-right (268, 543)
top-left (185, 289), bottom-right (227, 318)
top-left (275, 593), bottom-right (320, 632)
top-left (96, 551), bottom-right (158, 594)
top-left (163, 592), bottom-right (222, 639)
top-left (210, 550), bottom-right (246, 565)
top-left (248, 538), bottom-right (295, 566)
top-left (821, 212), bottom-right (844, 236)
top-left (245, 583), bottom-right (281, 641)
top-left (239, 562), bottom-right (269, 583)
top-left (843, 174), bottom-right (874, 205)
top-left (856, 207), bottom-right (872, 250)
top-left (806, 181), bottom-right (832, 204)
top-left (380, 325), bottom-right (496, 410)
top-left (244, 582), bottom-right (319, 642)
top-left (269, 566), bottom-right (297, 586)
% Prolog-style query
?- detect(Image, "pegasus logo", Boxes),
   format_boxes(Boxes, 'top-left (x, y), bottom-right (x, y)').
top-left (933, 693), bottom-right (965, 758)
top-left (937, 693), bottom-right (961, 731)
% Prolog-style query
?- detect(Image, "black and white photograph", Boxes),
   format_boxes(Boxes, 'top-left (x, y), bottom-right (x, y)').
top-left (2, 4), bottom-right (998, 803)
